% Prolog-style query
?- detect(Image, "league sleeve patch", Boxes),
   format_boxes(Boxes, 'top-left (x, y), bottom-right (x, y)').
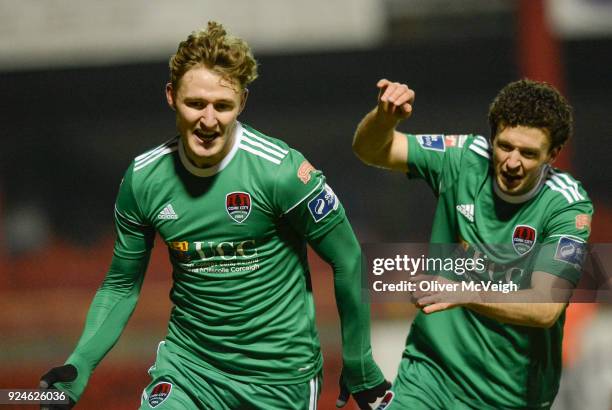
top-left (416, 134), bottom-right (445, 151)
top-left (554, 236), bottom-right (586, 267)
top-left (297, 160), bottom-right (316, 184)
top-left (308, 184), bottom-right (339, 222)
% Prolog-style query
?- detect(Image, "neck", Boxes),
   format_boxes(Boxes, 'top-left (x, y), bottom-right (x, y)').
top-left (493, 164), bottom-right (550, 204)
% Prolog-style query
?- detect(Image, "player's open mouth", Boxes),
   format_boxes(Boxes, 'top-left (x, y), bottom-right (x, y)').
top-left (194, 130), bottom-right (220, 144)
top-left (500, 171), bottom-right (522, 187)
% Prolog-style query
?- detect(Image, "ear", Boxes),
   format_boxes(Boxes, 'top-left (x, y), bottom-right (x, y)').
top-left (165, 83), bottom-right (176, 110)
top-left (547, 145), bottom-right (562, 164)
top-left (238, 88), bottom-right (249, 115)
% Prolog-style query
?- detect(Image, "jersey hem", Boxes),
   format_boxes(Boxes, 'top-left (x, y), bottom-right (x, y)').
top-left (166, 339), bottom-right (324, 386)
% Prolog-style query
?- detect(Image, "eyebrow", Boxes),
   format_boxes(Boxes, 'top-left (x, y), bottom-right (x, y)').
top-left (183, 97), bottom-right (235, 104)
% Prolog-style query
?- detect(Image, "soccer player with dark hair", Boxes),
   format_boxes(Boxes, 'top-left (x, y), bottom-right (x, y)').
top-left (352, 79), bottom-right (593, 409)
top-left (39, 22), bottom-right (389, 409)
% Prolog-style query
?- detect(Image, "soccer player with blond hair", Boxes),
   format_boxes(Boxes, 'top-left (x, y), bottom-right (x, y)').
top-left (40, 22), bottom-right (388, 409)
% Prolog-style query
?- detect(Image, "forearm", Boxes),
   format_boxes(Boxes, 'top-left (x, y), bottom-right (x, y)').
top-left (466, 271), bottom-right (572, 327)
top-left (465, 299), bottom-right (566, 328)
top-left (310, 220), bottom-right (384, 391)
top-left (58, 253), bottom-right (149, 401)
top-left (419, 270), bottom-right (572, 328)
top-left (352, 108), bottom-right (400, 166)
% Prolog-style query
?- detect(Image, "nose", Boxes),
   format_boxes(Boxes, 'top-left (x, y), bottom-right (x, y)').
top-left (200, 104), bottom-right (217, 128)
top-left (505, 150), bottom-right (521, 172)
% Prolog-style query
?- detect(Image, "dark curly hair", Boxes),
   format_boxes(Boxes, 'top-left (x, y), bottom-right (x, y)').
top-left (488, 79), bottom-right (573, 151)
top-left (169, 21), bottom-right (258, 91)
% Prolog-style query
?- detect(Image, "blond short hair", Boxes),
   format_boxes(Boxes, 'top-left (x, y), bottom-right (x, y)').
top-left (169, 21), bottom-right (258, 90)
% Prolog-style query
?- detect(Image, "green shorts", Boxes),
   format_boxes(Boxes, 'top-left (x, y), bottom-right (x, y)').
top-left (378, 357), bottom-right (551, 410)
top-left (375, 357), bottom-right (474, 410)
top-left (139, 341), bottom-right (321, 410)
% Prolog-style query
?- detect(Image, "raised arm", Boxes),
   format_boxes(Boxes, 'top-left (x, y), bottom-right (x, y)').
top-left (352, 79), bottom-right (415, 172)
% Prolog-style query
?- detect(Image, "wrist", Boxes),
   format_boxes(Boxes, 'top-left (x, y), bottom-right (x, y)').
top-left (372, 107), bottom-right (401, 129)
top-left (341, 355), bottom-right (385, 392)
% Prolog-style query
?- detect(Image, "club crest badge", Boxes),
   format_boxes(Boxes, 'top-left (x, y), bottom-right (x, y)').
top-left (512, 225), bottom-right (537, 255)
top-left (148, 382), bottom-right (172, 408)
top-left (226, 192), bottom-right (252, 223)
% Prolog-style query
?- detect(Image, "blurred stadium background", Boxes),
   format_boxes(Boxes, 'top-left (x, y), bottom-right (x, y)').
top-left (1, 0), bottom-right (611, 408)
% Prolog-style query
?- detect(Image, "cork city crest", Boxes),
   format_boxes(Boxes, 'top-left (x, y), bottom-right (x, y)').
top-left (226, 192), bottom-right (252, 223)
top-left (375, 391), bottom-right (395, 410)
top-left (512, 225), bottom-right (537, 255)
top-left (148, 382), bottom-right (172, 408)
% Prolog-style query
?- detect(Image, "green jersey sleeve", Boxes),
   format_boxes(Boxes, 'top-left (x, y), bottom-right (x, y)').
top-left (532, 196), bottom-right (593, 285)
top-left (274, 149), bottom-right (345, 240)
top-left (57, 164), bottom-right (154, 401)
top-left (273, 148), bottom-right (383, 391)
top-left (114, 163), bottom-right (155, 258)
top-left (310, 219), bottom-right (385, 392)
top-left (406, 134), bottom-right (470, 196)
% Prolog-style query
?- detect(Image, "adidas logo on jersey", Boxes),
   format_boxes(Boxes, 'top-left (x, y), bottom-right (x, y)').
top-left (456, 204), bottom-right (474, 222)
top-left (158, 204), bottom-right (178, 220)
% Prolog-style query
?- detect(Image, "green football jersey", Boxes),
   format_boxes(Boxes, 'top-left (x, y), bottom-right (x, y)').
top-left (114, 122), bottom-right (345, 384)
top-left (403, 134), bottom-right (593, 408)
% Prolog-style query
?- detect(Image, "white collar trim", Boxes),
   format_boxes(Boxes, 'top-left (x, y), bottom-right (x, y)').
top-left (178, 122), bottom-right (243, 177)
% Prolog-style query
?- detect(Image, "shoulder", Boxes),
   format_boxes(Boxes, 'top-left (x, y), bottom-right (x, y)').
top-left (542, 167), bottom-right (592, 207)
top-left (464, 135), bottom-right (491, 160)
top-left (408, 133), bottom-right (488, 158)
top-left (238, 123), bottom-right (292, 166)
top-left (238, 123), bottom-right (312, 175)
top-left (129, 137), bottom-right (180, 179)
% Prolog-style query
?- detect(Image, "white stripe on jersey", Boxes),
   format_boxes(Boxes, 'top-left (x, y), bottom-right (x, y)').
top-left (551, 170), bottom-right (585, 201)
top-left (242, 134), bottom-right (287, 159)
top-left (473, 136), bottom-right (490, 149)
top-left (549, 174), bottom-right (580, 202)
top-left (135, 138), bottom-right (177, 162)
top-left (134, 144), bottom-right (178, 171)
top-left (545, 180), bottom-right (574, 203)
top-left (238, 143), bottom-right (282, 164)
top-left (469, 144), bottom-right (490, 159)
top-left (243, 129), bottom-right (289, 155)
